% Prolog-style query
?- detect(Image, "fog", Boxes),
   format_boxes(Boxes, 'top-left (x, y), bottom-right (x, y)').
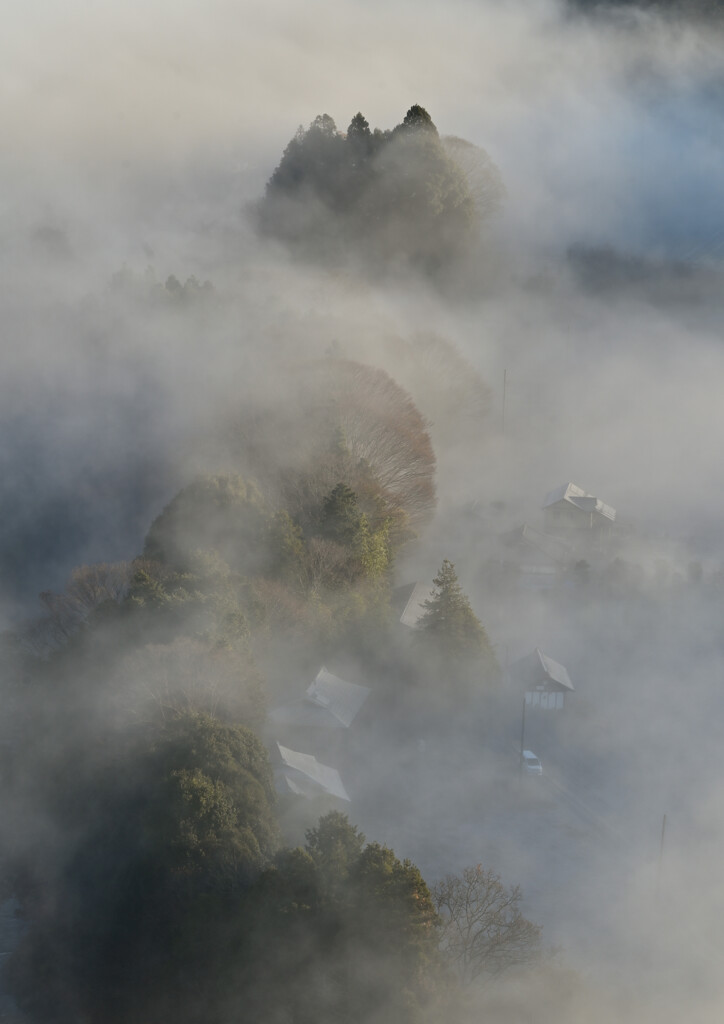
top-left (2, 0), bottom-right (724, 1020)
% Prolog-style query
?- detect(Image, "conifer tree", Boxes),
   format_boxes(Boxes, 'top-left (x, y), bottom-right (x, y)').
top-left (416, 559), bottom-right (498, 681)
top-left (399, 103), bottom-right (438, 135)
top-left (320, 483), bottom-right (363, 546)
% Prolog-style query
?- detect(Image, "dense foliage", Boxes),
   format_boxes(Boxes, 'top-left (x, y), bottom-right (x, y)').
top-left (257, 105), bottom-right (502, 272)
top-left (416, 559), bottom-right (500, 698)
top-left (0, 100), bottom-right (543, 1024)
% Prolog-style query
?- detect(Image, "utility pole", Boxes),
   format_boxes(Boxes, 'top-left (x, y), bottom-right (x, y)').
top-left (519, 693), bottom-right (527, 775)
top-left (502, 368), bottom-right (507, 436)
top-left (656, 813), bottom-right (667, 900)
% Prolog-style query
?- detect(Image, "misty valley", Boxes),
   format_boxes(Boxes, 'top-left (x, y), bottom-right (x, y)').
top-left (3, 3), bottom-right (724, 1022)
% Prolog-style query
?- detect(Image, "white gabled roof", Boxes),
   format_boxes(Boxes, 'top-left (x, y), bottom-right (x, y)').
top-left (542, 482), bottom-right (616, 522)
top-left (270, 667), bottom-right (371, 729)
top-left (395, 582), bottom-right (434, 628)
top-left (534, 648), bottom-right (574, 691)
top-left (305, 667), bottom-right (370, 727)
top-left (510, 648), bottom-right (574, 692)
top-left (275, 743), bottom-right (350, 801)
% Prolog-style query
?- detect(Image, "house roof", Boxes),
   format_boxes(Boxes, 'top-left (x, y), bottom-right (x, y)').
top-left (270, 667), bottom-right (371, 729)
top-left (534, 648), bottom-right (574, 690)
top-left (542, 482), bottom-right (616, 522)
top-left (510, 648), bottom-right (574, 692)
top-left (275, 743), bottom-right (350, 801)
top-left (393, 582), bottom-right (434, 628)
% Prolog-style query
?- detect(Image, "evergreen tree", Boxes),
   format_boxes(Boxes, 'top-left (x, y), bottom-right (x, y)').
top-left (399, 103), bottom-right (438, 135)
top-left (416, 560), bottom-right (498, 678)
top-left (347, 111), bottom-right (371, 145)
top-left (257, 104), bottom-right (490, 272)
top-left (320, 482), bottom-right (364, 546)
top-left (319, 483), bottom-right (391, 584)
top-left (346, 112), bottom-right (374, 172)
top-left (305, 810), bottom-right (365, 899)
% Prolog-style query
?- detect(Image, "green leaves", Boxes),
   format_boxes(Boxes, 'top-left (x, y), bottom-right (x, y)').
top-left (147, 711), bottom-right (279, 882)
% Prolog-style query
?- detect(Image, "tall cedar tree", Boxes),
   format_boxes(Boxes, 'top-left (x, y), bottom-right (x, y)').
top-left (417, 559), bottom-right (498, 677)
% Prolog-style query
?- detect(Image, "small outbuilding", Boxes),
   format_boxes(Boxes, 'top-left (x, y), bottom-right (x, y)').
top-left (543, 482), bottom-right (615, 537)
top-left (509, 648), bottom-right (574, 709)
top-left (269, 667), bottom-right (371, 730)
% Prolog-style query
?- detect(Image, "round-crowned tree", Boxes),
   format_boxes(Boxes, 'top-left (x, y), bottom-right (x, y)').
top-left (256, 105), bottom-right (493, 273)
top-left (143, 474), bottom-right (270, 574)
top-left (236, 359), bottom-right (436, 541)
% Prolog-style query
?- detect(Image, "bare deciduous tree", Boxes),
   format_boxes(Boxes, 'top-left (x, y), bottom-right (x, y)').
top-left (19, 562), bottom-right (131, 657)
top-left (306, 536), bottom-right (353, 590)
top-left (116, 637), bottom-right (266, 728)
top-left (235, 358), bottom-right (436, 536)
top-left (432, 865), bottom-right (541, 984)
top-left (383, 331), bottom-right (492, 446)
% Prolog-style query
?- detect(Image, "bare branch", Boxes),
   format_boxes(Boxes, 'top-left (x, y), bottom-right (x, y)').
top-left (432, 865), bottom-right (541, 985)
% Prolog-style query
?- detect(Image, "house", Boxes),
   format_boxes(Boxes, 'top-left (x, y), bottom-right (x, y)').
top-left (269, 667), bottom-right (371, 730)
top-left (274, 743), bottom-right (350, 802)
top-left (392, 582), bottom-right (434, 628)
top-left (509, 648), bottom-right (574, 709)
top-left (542, 483), bottom-right (615, 539)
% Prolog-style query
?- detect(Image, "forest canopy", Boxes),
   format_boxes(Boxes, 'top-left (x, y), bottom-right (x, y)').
top-left (256, 105), bottom-right (504, 273)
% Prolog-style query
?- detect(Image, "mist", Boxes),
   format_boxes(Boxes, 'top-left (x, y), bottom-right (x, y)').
top-left (2, 0), bottom-right (724, 1021)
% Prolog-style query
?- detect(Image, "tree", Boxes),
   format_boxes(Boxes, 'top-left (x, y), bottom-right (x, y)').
top-left (143, 474), bottom-right (270, 574)
top-left (441, 136), bottom-right (505, 221)
top-left (352, 842), bottom-right (439, 960)
top-left (357, 125), bottom-right (477, 270)
top-left (123, 552), bottom-right (254, 651)
top-left (310, 113), bottom-right (338, 136)
top-left (399, 103), bottom-right (438, 134)
top-left (256, 105), bottom-right (489, 273)
top-left (116, 636), bottom-right (266, 729)
top-left (235, 359), bottom-right (436, 539)
top-left (305, 810), bottom-right (365, 899)
top-left (266, 510), bottom-right (307, 589)
top-left (19, 562), bottom-right (132, 656)
top-left (8, 712), bottom-right (280, 1024)
top-left (317, 482), bottom-right (391, 585)
top-left (320, 482), bottom-right (364, 546)
top-left (432, 865), bottom-right (541, 984)
top-left (329, 362), bottom-right (436, 533)
top-left (144, 712), bottom-right (279, 884)
top-left (264, 112), bottom-right (348, 221)
top-left (347, 111), bottom-right (372, 152)
top-left (417, 560), bottom-right (498, 671)
top-left (381, 330), bottom-right (492, 447)
top-left (302, 815), bottom-right (440, 1022)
